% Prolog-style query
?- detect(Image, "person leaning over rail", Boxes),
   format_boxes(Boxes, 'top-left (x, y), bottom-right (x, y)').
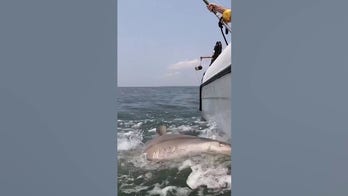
top-left (207, 3), bottom-right (232, 23)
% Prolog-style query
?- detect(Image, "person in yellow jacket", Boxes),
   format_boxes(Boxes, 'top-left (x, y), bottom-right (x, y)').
top-left (207, 3), bottom-right (232, 23)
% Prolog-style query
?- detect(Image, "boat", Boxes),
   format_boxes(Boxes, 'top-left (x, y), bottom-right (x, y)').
top-left (198, 43), bottom-right (231, 137)
top-left (197, 0), bottom-right (231, 138)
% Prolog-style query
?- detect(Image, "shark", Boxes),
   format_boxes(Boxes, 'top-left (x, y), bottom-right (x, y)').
top-left (143, 125), bottom-right (231, 161)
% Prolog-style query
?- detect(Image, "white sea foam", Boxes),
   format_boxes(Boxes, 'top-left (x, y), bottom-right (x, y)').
top-left (148, 128), bottom-right (156, 132)
top-left (198, 122), bottom-right (229, 142)
top-left (131, 122), bottom-right (143, 129)
top-left (169, 124), bottom-right (201, 135)
top-left (176, 125), bottom-right (193, 132)
top-left (147, 183), bottom-right (192, 196)
top-left (178, 160), bottom-right (193, 171)
top-left (117, 130), bottom-right (143, 151)
top-left (163, 120), bottom-right (228, 142)
top-left (186, 164), bottom-right (231, 190)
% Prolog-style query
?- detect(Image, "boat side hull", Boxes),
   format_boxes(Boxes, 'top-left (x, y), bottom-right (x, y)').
top-left (201, 71), bottom-right (231, 137)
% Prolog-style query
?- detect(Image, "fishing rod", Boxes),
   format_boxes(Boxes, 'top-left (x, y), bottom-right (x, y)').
top-left (202, 0), bottom-right (232, 33)
top-left (194, 1), bottom-right (230, 71)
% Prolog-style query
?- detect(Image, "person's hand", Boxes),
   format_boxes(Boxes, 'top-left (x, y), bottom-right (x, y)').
top-left (207, 3), bottom-right (217, 12)
top-left (207, 3), bottom-right (226, 14)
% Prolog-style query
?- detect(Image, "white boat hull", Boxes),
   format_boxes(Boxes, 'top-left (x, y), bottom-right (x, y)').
top-left (199, 44), bottom-right (231, 138)
top-left (201, 73), bottom-right (231, 137)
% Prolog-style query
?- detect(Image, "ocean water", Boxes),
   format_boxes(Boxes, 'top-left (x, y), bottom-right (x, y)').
top-left (117, 87), bottom-right (231, 196)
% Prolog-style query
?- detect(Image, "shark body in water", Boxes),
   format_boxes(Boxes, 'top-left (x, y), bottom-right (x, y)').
top-left (143, 126), bottom-right (231, 161)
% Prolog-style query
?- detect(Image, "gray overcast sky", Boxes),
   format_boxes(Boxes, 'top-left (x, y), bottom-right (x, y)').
top-left (117, 0), bottom-right (231, 87)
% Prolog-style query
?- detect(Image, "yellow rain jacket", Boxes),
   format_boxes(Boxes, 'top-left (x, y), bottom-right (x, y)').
top-left (222, 9), bottom-right (232, 23)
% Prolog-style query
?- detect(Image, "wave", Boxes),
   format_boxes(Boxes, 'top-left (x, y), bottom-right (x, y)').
top-left (117, 119), bottom-right (231, 194)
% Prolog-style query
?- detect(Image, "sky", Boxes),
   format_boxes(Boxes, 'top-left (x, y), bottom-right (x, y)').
top-left (117, 0), bottom-right (231, 87)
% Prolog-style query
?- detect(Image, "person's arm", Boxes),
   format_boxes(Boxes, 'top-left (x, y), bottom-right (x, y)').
top-left (207, 3), bottom-right (232, 23)
top-left (207, 3), bottom-right (226, 14)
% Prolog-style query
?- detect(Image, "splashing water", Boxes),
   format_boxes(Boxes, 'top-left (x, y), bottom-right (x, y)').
top-left (117, 87), bottom-right (231, 195)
